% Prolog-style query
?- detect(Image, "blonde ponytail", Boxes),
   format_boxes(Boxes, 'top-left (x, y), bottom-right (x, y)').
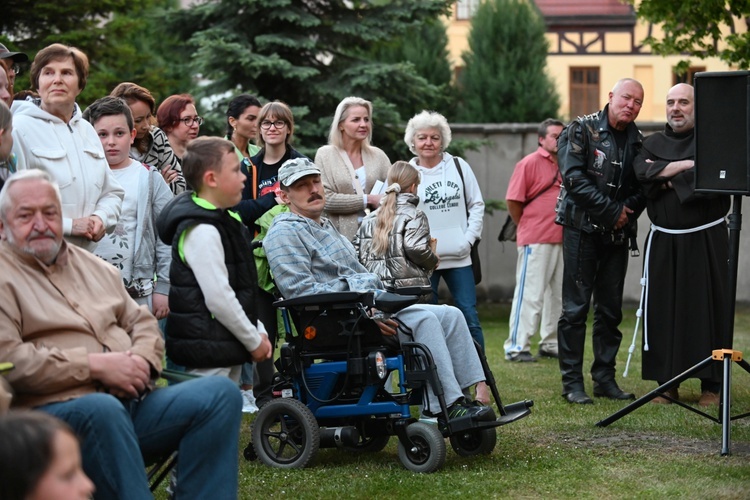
top-left (371, 161), bottom-right (420, 256)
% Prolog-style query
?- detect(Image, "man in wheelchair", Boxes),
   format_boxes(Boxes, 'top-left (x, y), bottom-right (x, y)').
top-left (264, 158), bottom-right (493, 425)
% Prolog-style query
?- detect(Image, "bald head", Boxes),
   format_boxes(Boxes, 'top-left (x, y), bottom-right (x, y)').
top-left (666, 83), bottom-right (694, 133)
top-left (607, 78), bottom-right (644, 130)
top-left (611, 78), bottom-right (643, 95)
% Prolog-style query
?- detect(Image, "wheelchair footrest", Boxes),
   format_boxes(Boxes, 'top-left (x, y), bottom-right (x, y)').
top-left (496, 400), bottom-right (533, 426)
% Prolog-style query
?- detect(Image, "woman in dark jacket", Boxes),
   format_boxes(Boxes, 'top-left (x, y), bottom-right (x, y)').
top-left (239, 101), bottom-right (308, 407)
top-left (235, 100), bottom-right (307, 229)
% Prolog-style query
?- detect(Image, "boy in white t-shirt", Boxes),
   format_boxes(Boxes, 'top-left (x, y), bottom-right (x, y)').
top-left (83, 96), bottom-right (173, 317)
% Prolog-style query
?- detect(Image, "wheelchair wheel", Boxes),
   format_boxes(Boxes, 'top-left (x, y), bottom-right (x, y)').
top-left (449, 427), bottom-right (497, 456)
top-left (252, 398), bottom-right (320, 469)
top-left (397, 422), bottom-right (446, 473)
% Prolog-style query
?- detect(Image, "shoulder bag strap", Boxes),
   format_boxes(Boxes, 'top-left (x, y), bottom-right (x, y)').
top-left (453, 157), bottom-right (470, 220)
top-left (527, 170), bottom-right (561, 205)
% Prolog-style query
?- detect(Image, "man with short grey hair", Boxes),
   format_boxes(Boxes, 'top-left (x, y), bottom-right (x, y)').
top-left (0, 169), bottom-right (243, 499)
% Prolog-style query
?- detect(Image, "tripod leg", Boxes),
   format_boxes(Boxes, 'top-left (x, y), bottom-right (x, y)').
top-left (596, 356), bottom-right (714, 427)
top-left (721, 354), bottom-right (732, 456)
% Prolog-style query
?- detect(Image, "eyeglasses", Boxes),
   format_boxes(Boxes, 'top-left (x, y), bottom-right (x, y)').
top-left (179, 116), bottom-right (203, 126)
top-left (260, 120), bottom-right (286, 130)
top-left (7, 64), bottom-right (21, 76)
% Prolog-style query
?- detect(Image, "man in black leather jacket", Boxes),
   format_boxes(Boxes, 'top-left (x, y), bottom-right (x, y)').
top-left (555, 78), bottom-right (647, 404)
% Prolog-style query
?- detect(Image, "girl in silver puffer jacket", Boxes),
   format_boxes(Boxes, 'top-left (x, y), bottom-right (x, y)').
top-left (353, 161), bottom-right (439, 291)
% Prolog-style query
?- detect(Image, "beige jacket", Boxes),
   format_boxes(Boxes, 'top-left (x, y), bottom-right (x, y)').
top-left (314, 144), bottom-right (391, 241)
top-left (0, 377), bottom-right (12, 414)
top-left (0, 241), bottom-right (164, 409)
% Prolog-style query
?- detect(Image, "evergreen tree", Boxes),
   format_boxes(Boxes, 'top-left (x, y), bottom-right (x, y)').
top-left (163, 0), bottom-right (452, 158)
top-left (366, 18), bottom-right (454, 111)
top-left (2, 0), bottom-right (190, 107)
top-left (457, 0), bottom-right (559, 123)
top-left (362, 18), bottom-right (456, 158)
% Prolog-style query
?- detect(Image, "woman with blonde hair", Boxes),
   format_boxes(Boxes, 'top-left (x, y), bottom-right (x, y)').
top-left (354, 161), bottom-right (438, 290)
top-left (314, 96), bottom-right (390, 241)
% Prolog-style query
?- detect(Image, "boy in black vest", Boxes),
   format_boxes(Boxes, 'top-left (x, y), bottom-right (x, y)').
top-left (157, 137), bottom-right (272, 382)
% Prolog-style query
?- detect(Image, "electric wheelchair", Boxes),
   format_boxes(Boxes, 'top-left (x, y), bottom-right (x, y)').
top-left (244, 289), bottom-right (533, 473)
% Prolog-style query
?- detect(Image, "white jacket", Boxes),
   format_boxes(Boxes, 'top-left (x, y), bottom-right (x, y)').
top-left (409, 152), bottom-right (484, 269)
top-left (12, 99), bottom-right (124, 251)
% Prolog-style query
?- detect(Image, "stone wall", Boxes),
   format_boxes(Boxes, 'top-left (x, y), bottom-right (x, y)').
top-left (451, 122), bottom-right (750, 304)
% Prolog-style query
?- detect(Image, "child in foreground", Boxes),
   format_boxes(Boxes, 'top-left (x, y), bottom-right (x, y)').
top-left (157, 136), bottom-right (272, 381)
top-left (0, 411), bottom-right (95, 500)
top-left (83, 96), bottom-right (173, 318)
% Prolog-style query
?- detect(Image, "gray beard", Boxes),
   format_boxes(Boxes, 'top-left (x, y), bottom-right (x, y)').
top-left (4, 230), bottom-right (61, 265)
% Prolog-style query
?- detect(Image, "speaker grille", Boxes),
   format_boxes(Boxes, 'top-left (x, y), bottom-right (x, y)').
top-left (695, 71), bottom-right (750, 195)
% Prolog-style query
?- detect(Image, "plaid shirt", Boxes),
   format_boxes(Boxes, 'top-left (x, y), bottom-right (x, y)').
top-left (264, 212), bottom-right (382, 299)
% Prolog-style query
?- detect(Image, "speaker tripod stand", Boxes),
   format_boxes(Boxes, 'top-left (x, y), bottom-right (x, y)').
top-left (596, 195), bottom-right (750, 456)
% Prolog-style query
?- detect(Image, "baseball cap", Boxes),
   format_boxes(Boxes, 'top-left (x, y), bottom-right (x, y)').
top-left (278, 157), bottom-right (321, 187)
top-left (0, 43), bottom-right (29, 63)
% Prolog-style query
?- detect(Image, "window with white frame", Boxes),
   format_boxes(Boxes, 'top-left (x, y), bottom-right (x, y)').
top-left (456, 0), bottom-right (481, 20)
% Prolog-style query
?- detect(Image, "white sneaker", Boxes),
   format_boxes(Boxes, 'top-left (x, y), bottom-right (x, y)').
top-left (241, 390), bottom-right (258, 414)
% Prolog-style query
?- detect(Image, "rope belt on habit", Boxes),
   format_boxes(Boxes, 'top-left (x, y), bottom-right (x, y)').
top-left (623, 217), bottom-right (726, 377)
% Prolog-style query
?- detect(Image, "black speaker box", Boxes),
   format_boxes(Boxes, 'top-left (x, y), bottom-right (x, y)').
top-left (694, 71), bottom-right (750, 195)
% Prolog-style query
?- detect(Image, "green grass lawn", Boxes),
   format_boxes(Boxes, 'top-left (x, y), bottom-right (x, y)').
top-left (160, 304), bottom-right (750, 499)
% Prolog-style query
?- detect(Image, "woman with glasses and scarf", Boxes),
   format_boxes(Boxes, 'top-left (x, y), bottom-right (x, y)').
top-left (110, 82), bottom-right (186, 194)
top-left (157, 94), bottom-right (202, 164)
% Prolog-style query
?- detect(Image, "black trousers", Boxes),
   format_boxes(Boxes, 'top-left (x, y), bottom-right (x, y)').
top-left (557, 227), bottom-right (629, 394)
top-left (253, 288), bottom-right (277, 405)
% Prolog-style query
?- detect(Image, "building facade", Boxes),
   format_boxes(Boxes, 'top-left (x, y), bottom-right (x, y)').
top-left (445, 0), bottom-right (741, 121)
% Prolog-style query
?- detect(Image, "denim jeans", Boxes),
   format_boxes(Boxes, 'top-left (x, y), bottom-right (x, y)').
top-left (159, 317), bottom-right (186, 378)
top-left (39, 376), bottom-right (242, 500)
top-left (430, 265), bottom-right (485, 351)
top-left (253, 288), bottom-right (278, 405)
